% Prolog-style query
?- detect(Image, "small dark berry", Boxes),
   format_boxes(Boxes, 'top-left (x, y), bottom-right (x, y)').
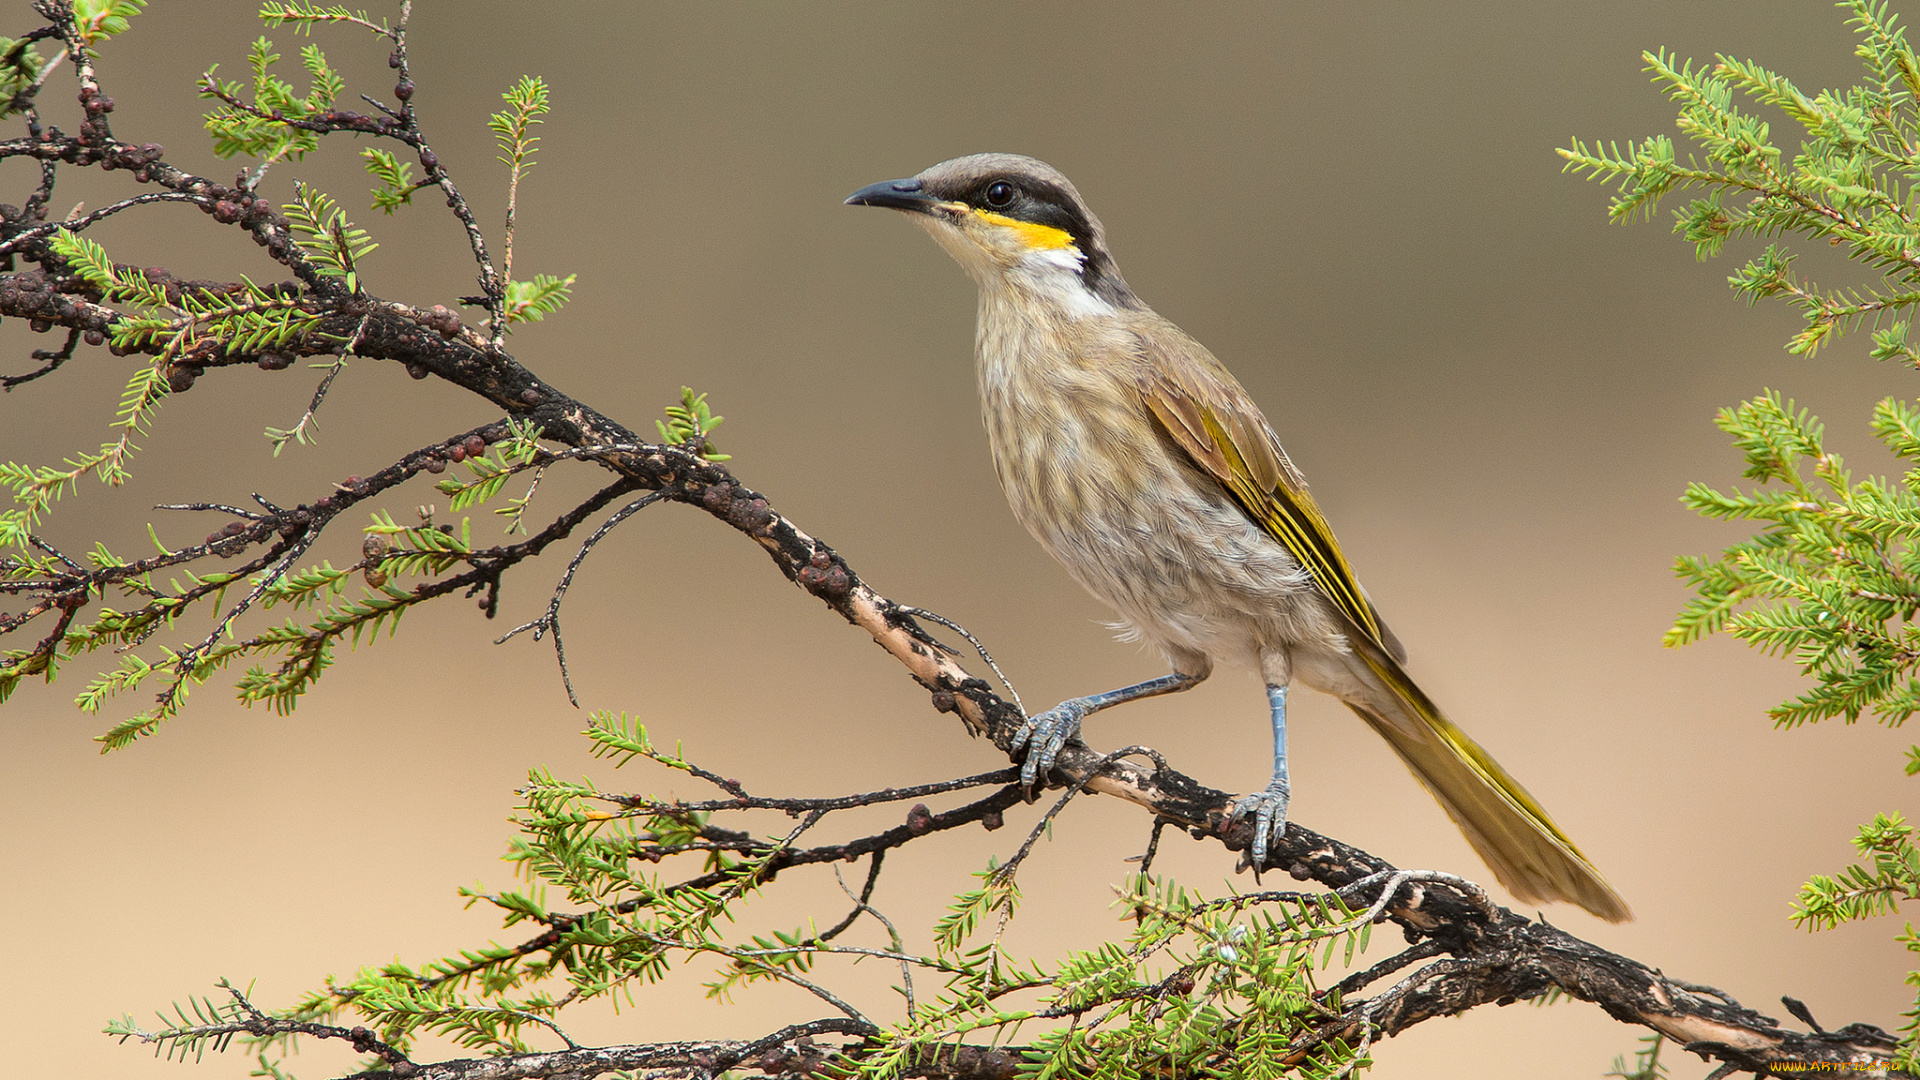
top-left (315, 496), bottom-right (333, 509)
top-left (97, 96), bottom-right (113, 113)
top-left (212, 201), bottom-right (241, 224)
top-left (388, 51), bottom-right (403, 69)
top-left (405, 363), bottom-right (429, 380)
top-left (141, 142), bottom-right (162, 160)
top-left (425, 459), bottom-right (445, 474)
top-left (448, 444), bottom-right (466, 463)
top-left (221, 521), bottom-right (245, 537)
top-left (82, 329), bottom-right (104, 347)
top-left (981, 809), bottom-right (1004, 831)
top-left (418, 148), bottom-right (437, 171)
top-left (344, 475), bottom-right (360, 486)
top-left (107, 340), bottom-right (127, 356)
top-left (906, 804), bottom-right (933, 834)
top-left (166, 366), bottom-right (196, 392)
top-left (1288, 862), bottom-right (1313, 881)
top-left (519, 388), bottom-right (542, 405)
top-left (463, 435), bottom-right (485, 457)
top-left (132, 166), bottom-right (149, 182)
top-left (28, 318), bottom-right (49, 333)
top-left (395, 80), bottom-right (414, 100)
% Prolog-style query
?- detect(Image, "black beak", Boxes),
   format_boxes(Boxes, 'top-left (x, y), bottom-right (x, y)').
top-left (845, 177), bottom-right (941, 212)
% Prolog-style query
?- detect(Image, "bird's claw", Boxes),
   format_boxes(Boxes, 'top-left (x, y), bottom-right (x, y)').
top-left (1012, 700), bottom-right (1088, 789)
top-left (1232, 781), bottom-right (1291, 868)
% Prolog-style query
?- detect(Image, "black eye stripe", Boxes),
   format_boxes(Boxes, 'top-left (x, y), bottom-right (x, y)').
top-left (917, 158), bottom-right (1146, 311)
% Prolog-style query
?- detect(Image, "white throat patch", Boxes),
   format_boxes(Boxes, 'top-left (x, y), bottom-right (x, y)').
top-left (1011, 244), bottom-right (1113, 319)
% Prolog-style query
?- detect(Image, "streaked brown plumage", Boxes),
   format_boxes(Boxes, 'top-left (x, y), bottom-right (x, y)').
top-left (847, 153), bottom-right (1629, 922)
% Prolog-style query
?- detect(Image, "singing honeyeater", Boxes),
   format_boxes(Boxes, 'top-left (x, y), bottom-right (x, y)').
top-left (845, 153), bottom-right (1629, 922)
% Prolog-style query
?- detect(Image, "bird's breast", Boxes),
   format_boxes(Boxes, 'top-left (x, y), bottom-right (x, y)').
top-left (971, 293), bottom-right (1326, 664)
top-left (967, 286), bottom-right (1344, 664)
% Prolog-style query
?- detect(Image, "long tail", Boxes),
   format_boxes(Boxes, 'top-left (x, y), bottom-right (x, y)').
top-left (1346, 646), bottom-right (1631, 922)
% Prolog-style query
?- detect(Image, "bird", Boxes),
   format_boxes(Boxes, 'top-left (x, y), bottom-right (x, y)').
top-left (844, 153), bottom-right (1629, 922)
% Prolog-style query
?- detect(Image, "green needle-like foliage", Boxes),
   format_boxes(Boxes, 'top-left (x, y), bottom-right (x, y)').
top-left (1565, 1), bottom-right (1920, 1067)
top-left (657, 386), bottom-right (729, 461)
top-left (73, 0), bottom-right (146, 44)
top-left (258, 2), bottom-right (390, 35)
top-left (200, 35), bottom-right (343, 162)
top-left (1562, 4), bottom-right (1920, 357)
top-left (502, 272), bottom-right (574, 326)
top-left (131, 719), bottom-right (1378, 1079)
top-left (362, 146), bottom-right (415, 213)
top-left (284, 181), bottom-right (376, 290)
top-left (489, 75), bottom-right (548, 178)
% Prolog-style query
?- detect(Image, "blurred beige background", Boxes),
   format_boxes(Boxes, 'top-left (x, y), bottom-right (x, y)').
top-left (2, 1), bottom-right (1912, 1076)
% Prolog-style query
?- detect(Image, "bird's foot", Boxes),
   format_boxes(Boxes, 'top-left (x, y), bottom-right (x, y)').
top-left (1232, 779), bottom-right (1291, 867)
top-left (1012, 699), bottom-right (1090, 788)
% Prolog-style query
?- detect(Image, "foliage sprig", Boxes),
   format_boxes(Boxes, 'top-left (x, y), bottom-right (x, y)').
top-left (1566, 1), bottom-right (1920, 1068)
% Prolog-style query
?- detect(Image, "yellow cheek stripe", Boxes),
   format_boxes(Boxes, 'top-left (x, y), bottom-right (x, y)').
top-left (973, 209), bottom-right (1077, 250)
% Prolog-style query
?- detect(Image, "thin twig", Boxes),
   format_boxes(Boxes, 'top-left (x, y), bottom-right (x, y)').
top-left (495, 491), bottom-right (666, 705)
top-left (601, 768), bottom-right (1019, 815)
top-left (1126, 816), bottom-right (1173, 875)
top-left (894, 604), bottom-right (1022, 713)
top-left (831, 855), bottom-right (914, 1014)
top-left (0, 190), bottom-right (206, 256)
top-left (1, 324), bottom-right (76, 388)
top-left (996, 745), bottom-right (1166, 883)
top-left (154, 502), bottom-right (265, 520)
top-left (1331, 938), bottom-right (1445, 999)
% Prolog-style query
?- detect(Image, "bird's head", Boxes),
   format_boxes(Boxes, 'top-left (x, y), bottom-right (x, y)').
top-left (846, 153), bottom-right (1140, 311)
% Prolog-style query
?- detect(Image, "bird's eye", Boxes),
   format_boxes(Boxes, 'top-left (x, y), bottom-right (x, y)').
top-left (983, 180), bottom-right (1016, 209)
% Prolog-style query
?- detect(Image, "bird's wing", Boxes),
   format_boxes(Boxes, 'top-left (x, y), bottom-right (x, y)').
top-left (1137, 334), bottom-right (1629, 921)
top-left (1135, 332), bottom-right (1393, 655)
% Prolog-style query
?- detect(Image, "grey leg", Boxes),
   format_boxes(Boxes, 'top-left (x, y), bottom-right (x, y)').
top-left (1232, 684), bottom-right (1292, 866)
top-left (1015, 671), bottom-right (1202, 787)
